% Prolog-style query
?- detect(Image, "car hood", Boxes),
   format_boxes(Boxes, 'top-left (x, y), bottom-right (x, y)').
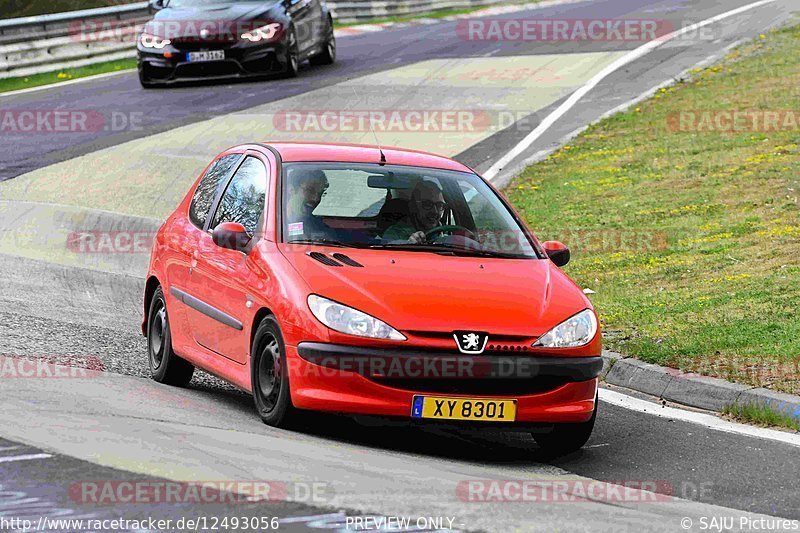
top-left (147, 2), bottom-right (282, 33)
top-left (279, 246), bottom-right (592, 337)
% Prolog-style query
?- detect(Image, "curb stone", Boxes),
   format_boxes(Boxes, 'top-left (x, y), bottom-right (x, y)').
top-left (601, 350), bottom-right (800, 424)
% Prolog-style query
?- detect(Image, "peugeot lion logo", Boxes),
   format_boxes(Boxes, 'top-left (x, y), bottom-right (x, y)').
top-left (453, 331), bottom-right (489, 355)
top-left (200, 28), bottom-right (211, 39)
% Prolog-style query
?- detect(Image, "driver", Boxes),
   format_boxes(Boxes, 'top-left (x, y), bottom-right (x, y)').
top-left (382, 180), bottom-right (446, 244)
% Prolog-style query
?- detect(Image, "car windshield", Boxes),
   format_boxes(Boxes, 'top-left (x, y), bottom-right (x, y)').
top-left (282, 162), bottom-right (539, 259)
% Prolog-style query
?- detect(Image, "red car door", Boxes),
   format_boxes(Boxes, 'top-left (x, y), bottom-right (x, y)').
top-left (185, 153), bottom-right (269, 364)
top-left (165, 153), bottom-right (242, 342)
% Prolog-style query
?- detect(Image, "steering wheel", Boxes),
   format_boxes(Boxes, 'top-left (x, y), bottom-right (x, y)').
top-left (424, 225), bottom-right (477, 242)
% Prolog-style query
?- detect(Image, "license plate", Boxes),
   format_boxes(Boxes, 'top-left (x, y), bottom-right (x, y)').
top-left (186, 50), bottom-right (225, 62)
top-left (411, 396), bottom-right (517, 422)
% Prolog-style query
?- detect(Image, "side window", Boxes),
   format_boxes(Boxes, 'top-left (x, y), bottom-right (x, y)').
top-left (209, 157), bottom-right (268, 236)
top-left (189, 154), bottom-right (241, 229)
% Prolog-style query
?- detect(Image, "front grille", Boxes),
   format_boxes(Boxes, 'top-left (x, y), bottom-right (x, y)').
top-left (241, 52), bottom-right (281, 74)
top-left (175, 61), bottom-right (241, 78)
top-left (368, 376), bottom-right (569, 396)
top-left (143, 63), bottom-right (175, 80)
top-left (171, 39), bottom-right (237, 52)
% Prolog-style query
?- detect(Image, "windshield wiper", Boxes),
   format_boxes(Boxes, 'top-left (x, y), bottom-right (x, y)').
top-left (370, 242), bottom-right (530, 259)
top-left (432, 243), bottom-right (532, 259)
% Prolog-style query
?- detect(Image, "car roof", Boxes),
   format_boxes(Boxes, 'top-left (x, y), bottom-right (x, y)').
top-left (262, 141), bottom-right (474, 173)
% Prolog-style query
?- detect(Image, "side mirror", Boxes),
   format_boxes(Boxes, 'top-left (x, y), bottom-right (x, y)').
top-left (213, 222), bottom-right (251, 252)
top-left (149, 0), bottom-right (164, 11)
top-left (542, 241), bottom-right (570, 267)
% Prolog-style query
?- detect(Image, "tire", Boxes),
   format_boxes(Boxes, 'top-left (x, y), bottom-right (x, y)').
top-left (533, 393), bottom-right (598, 454)
top-left (251, 315), bottom-right (297, 427)
top-left (147, 286), bottom-right (195, 386)
top-left (282, 28), bottom-right (300, 78)
top-left (138, 67), bottom-right (158, 89)
top-left (309, 19), bottom-right (336, 66)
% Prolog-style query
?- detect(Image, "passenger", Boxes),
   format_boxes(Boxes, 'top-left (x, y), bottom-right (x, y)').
top-left (382, 180), bottom-right (446, 244)
top-left (286, 169), bottom-right (336, 239)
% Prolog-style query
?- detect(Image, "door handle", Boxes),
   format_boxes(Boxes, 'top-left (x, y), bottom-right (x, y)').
top-left (191, 250), bottom-right (198, 269)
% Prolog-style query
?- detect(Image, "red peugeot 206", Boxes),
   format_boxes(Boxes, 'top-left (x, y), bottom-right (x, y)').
top-left (143, 141), bottom-right (602, 452)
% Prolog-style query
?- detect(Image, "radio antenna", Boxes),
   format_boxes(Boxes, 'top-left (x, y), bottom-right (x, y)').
top-left (351, 85), bottom-right (386, 166)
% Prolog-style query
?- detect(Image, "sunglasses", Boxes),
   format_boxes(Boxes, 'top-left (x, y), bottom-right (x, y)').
top-left (417, 200), bottom-right (447, 212)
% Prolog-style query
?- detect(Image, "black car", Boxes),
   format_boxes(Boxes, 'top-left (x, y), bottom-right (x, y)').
top-left (137, 0), bottom-right (335, 87)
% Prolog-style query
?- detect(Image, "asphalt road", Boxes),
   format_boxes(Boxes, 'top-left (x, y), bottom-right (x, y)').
top-left (0, 0), bottom-right (795, 180)
top-left (1, 0), bottom-right (799, 531)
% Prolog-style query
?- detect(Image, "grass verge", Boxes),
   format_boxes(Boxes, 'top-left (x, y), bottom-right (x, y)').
top-left (722, 403), bottom-right (800, 432)
top-left (0, 58), bottom-right (137, 94)
top-left (505, 25), bottom-right (800, 394)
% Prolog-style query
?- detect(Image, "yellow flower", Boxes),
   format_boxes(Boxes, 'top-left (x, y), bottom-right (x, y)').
top-left (57, 72), bottom-right (67, 79)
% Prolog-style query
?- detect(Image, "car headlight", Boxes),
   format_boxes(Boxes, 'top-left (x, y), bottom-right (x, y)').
top-left (533, 309), bottom-right (598, 348)
top-left (241, 23), bottom-right (282, 43)
top-left (308, 295), bottom-right (406, 341)
top-left (140, 32), bottom-right (171, 49)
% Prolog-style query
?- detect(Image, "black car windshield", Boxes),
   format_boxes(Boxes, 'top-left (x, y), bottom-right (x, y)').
top-left (282, 162), bottom-right (540, 259)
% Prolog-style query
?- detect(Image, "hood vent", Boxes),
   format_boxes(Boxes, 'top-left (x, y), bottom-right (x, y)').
top-left (332, 253), bottom-right (364, 268)
top-left (307, 252), bottom-right (343, 267)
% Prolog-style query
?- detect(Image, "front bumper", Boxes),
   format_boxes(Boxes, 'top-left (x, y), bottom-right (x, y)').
top-left (288, 342), bottom-right (601, 423)
top-left (137, 41), bottom-right (289, 83)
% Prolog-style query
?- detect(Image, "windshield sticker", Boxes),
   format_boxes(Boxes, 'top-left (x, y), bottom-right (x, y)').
top-left (288, 222), bottom-right (304, 236)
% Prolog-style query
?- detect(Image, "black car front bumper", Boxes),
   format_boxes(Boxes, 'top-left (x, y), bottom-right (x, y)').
top-left (137, 41), bottom-right (290, 83)
top-left (296, 342), bottom-right (603, 396)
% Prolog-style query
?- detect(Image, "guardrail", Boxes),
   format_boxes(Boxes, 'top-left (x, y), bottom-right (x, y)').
top-left (0, 0), bottom-right (508, 79)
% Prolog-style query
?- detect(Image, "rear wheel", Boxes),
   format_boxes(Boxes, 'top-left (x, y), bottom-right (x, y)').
top-left (309, 19), bottom-right (336, 66)
top-left (147, 286), bottom-right (194, 386)
top-left (533, 394), bottom-right (598, 454)
top-left (251, 316), bottom-right (297, 427)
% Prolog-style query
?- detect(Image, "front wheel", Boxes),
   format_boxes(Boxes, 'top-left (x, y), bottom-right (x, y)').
top-left (282, 29), bottom-right (300, 78)
top-left (138, 66), bottom-right (159, 89)
top-left (147, 286), bottom-right (194, 386)
top-left (251, 316), bottom-right (297, 427)
top-left (533, 393), bottom-right (598, 454)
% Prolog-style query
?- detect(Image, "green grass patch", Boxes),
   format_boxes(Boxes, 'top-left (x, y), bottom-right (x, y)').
top-left (0, 58), bottom-right (137, 94)
top-left (722, 403), bottom-right (800, 432)
top-left (505, 26), bottom-right (800, 393)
